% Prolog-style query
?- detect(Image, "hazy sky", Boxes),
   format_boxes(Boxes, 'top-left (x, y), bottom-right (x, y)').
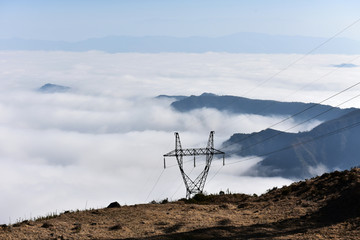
top-left (1, 0), bottom-right (360, 41)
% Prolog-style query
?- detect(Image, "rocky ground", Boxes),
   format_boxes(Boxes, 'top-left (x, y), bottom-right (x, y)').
top-left (2, 168), bottom-right (360, 239)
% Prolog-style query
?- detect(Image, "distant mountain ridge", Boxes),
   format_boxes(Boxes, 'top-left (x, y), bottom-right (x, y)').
top-left (171, 93), bottom-right (355, 122)
top-left (2, 33), bottom-right (360, 54)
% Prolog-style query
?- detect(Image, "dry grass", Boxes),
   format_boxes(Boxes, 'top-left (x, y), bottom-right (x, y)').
top-left (2, 168), bottom-right (360, 239)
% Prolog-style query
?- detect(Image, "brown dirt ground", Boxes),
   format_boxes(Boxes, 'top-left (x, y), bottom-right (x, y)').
top-left (2, 168), bottom-right (360, 239)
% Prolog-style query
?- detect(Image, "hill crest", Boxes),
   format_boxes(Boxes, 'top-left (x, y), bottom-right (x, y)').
top-left (2, 168), bottom-right (360, 239)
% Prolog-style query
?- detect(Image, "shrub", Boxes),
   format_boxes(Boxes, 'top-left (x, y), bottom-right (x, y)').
top-left (281, 187), bottom-right (290, 196)
top-left (192, 193), bottom-right (208, 202)
top-left (161, 198), bottom-right (169, 204)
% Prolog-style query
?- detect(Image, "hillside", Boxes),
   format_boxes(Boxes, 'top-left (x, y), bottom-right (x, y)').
top-left (224, 109), bottom-right (360, 178)
top-left (2, 168), bottom-right (360, 239)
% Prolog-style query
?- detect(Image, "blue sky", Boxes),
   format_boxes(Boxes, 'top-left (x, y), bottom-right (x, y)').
top-left (1, 0), bottom-right (360, 41)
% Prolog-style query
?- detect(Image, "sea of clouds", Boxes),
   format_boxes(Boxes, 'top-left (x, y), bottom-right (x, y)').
top-left (0, 51), bottom-right (359, 224)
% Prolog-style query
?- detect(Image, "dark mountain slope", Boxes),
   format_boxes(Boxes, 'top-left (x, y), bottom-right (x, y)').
top-left (224, 109), bottom-right (360, 178)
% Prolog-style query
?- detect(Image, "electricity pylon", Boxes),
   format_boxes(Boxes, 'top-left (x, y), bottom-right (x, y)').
top-left (163, 131), bottom-right (225, 199)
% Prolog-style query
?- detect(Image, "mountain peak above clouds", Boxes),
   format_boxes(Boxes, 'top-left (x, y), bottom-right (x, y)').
top-left (38, 83), bottom-right (71, 93)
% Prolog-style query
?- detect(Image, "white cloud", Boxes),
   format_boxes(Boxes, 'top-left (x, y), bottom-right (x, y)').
top-left (308, 163), bottom-right (329, 177)
top-left (0, 51), bottom-right (359, 224)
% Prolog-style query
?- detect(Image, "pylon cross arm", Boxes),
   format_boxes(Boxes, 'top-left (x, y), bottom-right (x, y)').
top-left (163, 148), bottom-right (224, 157)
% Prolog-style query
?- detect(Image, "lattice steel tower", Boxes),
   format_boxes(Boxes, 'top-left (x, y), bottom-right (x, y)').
top-left (163, 131), bottom-right (225, 198)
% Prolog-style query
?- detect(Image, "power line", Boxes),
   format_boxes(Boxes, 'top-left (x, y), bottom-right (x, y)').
top-left (154, 18), bottom-right (360, 200)
top-left (145, 169), bottom-right (165, 202)
top-left (221, 79), bottom-right (360, 151)
top-left (162, 102), bottom-right (360, 195)
top-left (234, 54), bottom-right (360, 126)
top-left (211, 88), bottom-right (360, 182)
top-left (275, 55), bottom-right (360, 104)
top-left (234, 92), bottom-right (360, 154)
top-left (166, 159), bottom-right (193, 169)
top-left (163, 87), bottom-right (360, 197)
top-left (240, 17), bottom-right (360, 98)
top-left (170, 167), bottom-right (196, 199)
top-left (208, 116), bottom-right (360, 182)
top-left (227, 118), bottom-right (360, 166)
top-left (207, 164), bottom-right (224, 184)
top-left (214, 18), bottom-right (360, 137)
top-left (213, 27), bottom-right (360, 156)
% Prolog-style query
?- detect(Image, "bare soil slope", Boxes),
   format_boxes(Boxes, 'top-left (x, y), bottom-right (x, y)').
top-left (2, 168), bottom-right (360, 239)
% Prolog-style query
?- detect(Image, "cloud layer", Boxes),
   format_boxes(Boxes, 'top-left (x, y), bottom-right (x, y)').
top-left (0, 51), bottom-right (359, 224)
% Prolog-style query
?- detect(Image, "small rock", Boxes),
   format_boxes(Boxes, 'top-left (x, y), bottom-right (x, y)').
top-left (219, 204), bottom-right (229, 209)
top-left (72, 223), bottom-right (81, 232)
top-left (237, 203), bottom-right (247, 209)
top-left (41, 222), bottom-right (53, 228)
top-left (107, 201), bottom-right (121, 208)
top-left (109, 224), bottom-right (122, 231)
